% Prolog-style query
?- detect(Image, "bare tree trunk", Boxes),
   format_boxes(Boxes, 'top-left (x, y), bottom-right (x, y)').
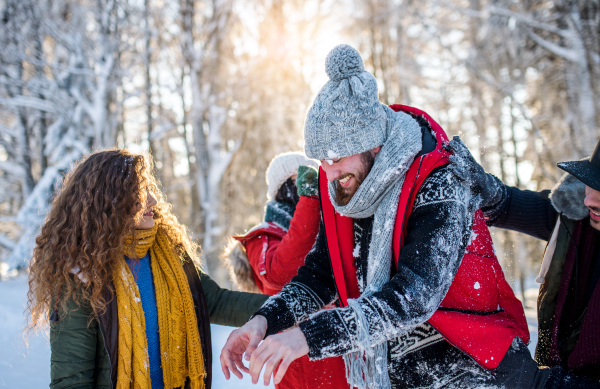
top-left (144, 0), bottom-right (155, 155)
top-left (509, 98), bottom-right (527, 305)
top-left (395, 20), bottom-right (411, 105)
top-left (34, 25), bottom-right (48, 173)
top-left (16, 62), bottom-right (36, 196)
top-left (468, 0), bottom-right (490, 171)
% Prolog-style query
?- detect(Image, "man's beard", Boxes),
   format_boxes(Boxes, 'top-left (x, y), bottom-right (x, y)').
top-left (334, 151), bottom-right (375, 206)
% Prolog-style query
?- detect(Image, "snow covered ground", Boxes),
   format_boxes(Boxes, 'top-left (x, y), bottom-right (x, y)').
top-left (0, 274), bottom-right (538, 388)
top-left (0, 274), bottom-right (273, 388)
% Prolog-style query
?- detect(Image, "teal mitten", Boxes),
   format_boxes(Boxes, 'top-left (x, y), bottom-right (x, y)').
top-left (296, 165), bottom-right (319, 197)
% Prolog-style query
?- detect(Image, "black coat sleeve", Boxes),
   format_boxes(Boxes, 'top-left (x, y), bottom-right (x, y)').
top-left (253, 217), bottom-right (338, 336)
top-left (298, 167), bottom-right (476, 360)
top-left (484, 186), bottom-right (558, 242)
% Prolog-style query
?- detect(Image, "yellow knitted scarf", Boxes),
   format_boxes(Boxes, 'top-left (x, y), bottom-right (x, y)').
top-left (113, 223), bottom-right (205, 389)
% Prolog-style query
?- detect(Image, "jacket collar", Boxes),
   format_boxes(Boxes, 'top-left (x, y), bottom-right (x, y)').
top-left (550, 172), bottom-right (588, 220)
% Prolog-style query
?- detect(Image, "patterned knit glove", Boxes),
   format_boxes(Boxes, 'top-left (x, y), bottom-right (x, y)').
top-left (448, 136), bottom-right (506, 210)
top-left (296, 165), bottom-right (319, 197)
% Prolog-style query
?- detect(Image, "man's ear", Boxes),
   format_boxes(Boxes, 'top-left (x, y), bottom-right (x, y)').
top-left (372, 146), bottom-right (382, 156)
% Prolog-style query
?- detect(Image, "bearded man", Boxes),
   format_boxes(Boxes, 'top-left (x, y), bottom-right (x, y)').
top-left (220, 45), bottom-right (596, 389)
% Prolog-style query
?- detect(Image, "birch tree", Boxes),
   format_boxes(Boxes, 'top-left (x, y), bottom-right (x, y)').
top-left (0, 0), bottom-right (133, 269)
top-left (179, 0), bottom-right (242, 255)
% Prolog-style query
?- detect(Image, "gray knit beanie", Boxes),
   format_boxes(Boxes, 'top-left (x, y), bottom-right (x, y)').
top-left (304, 44), bottom-right (387, 160)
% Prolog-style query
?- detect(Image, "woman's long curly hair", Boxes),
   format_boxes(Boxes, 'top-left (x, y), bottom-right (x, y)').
top-left (26, 149), bottom-right (200, 332)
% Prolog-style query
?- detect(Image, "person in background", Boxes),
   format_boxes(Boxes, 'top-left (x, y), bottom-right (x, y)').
top-left (449, 136), bottom-right (600, 383)
top-left (26, 149), bottom-right (268, 389)
top-left (222, 151), bottom-right (349, 389)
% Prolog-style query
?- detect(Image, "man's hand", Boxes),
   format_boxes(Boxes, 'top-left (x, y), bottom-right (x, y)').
top-left (249, 327), bottom-right (309, 386)
top-left (220, 315), bottom-right (268, 380)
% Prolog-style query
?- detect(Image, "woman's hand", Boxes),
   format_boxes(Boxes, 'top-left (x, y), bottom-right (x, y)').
top-left (220, 315), bottom-right (268, 380)
top-left (249, 327), bottom-right (309, 386)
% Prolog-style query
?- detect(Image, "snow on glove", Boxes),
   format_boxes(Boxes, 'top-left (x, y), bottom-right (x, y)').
top-left (296, 165), bottom-right (318, 197)
top-left (448, 136), bottom-right (505, 210)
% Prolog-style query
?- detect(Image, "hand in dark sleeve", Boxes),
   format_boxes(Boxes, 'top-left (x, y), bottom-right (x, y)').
top-left (253, 218), bottom-right (339, 336)
top-left (200, 270), bottom-right (268, 327)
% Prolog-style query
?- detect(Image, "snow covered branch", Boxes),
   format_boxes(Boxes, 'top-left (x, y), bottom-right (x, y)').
top-left (525, 29), bottom-right (578, 63)
top-left (0, 233), bottom-right (16, 250)
top-left (0, 96), bottom-right (57, 113)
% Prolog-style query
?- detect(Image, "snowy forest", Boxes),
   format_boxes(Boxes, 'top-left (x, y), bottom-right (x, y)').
top-left (0, 0), bottom-right (598, 299)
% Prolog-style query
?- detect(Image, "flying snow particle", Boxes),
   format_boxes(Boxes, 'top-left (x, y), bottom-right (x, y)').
top-left (474, 282), bottom-right (480, 290)
top-left (353, 243), bottom-right (361, 258)
top-left (468, 231), bottom-right (478, 246)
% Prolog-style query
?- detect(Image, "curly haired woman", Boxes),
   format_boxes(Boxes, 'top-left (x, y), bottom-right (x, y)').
top-left (26, 149), bottom-right (268, 389)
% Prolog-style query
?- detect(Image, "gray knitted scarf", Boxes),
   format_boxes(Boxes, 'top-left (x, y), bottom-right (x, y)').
top-left (330, 106), bottom-right (422, 389)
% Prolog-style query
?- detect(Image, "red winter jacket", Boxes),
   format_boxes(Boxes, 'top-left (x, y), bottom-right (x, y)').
top-left (235, 195), bottom-right (350, 389)
top-left (236, 196), bottom-right (321, 295)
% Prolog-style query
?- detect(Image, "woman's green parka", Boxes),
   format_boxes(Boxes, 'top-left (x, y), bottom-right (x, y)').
top-left (49, 257), bottom-right (268, 389)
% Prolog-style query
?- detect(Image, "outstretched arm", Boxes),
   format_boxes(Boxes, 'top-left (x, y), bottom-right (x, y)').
top-left (485, 186), bottom-right (557, 241)
top-left (200, 271), bottom-right (269, 327)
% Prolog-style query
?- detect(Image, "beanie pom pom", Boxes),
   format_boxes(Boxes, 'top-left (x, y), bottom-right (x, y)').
top-left (325, 44), bottom-right (365, 82)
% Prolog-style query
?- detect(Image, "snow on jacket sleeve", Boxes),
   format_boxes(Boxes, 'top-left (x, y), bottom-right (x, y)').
top-left (483, 185), bottom-right (557, 241)
top-left (254, 217), bottom-right (340, 336)
top-left (297, 167), bottom-right (476, 360)
top-left (246, 196), bottom-right (321, 293)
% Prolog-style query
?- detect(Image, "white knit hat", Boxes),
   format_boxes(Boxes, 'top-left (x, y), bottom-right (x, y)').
top-left (266, 152), bottom-right (318, 200)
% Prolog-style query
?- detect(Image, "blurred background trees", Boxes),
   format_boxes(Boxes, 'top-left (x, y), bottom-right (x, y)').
top-left (0, 0), bottom-right (597, 298)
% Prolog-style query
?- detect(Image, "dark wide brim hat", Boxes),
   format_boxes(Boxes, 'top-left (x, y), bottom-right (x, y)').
top-left (558, 140), bottom-right (600, 191)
